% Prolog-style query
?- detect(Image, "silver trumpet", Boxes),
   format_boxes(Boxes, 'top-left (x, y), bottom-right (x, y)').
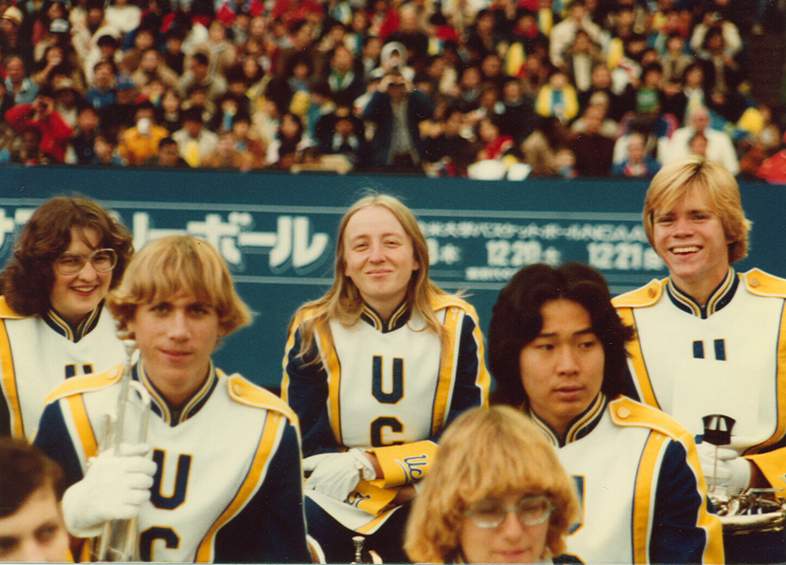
top-left (93, 339), bottom-right (152, 562)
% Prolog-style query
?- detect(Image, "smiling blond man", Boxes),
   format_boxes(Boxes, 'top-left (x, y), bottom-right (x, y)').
top-left (613, 156), bottom-right (786, 563)
top-left (34, 236), bottom-right (310, 563)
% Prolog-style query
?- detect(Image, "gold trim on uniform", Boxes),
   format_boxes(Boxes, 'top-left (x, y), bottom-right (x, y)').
top-left (631, 432), bottom-right (665, 564)
top-left (195, 411), bottom-right (284, 563)
top-left (137, 360), bottom-right (218, 427)
top-left (44, 366), bottom-right (122, 404)
top-left (432, 308), bottom-right (460, 435)
top-left (318, 325), bottom-right (343, 446)
top-left (67, 395), bottom-right (99, 460)
top-left (0, 319), bottom-right (23, 437)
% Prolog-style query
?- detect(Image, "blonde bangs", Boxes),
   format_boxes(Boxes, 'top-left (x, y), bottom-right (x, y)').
top-left (109, 236), bottom-right (251, 336)
top-left (644, 156), bottom-right (751, 263)
top-left (405, 407), bottom-right (578, 563)
top-left (451, 413), bottom-right (571, 507)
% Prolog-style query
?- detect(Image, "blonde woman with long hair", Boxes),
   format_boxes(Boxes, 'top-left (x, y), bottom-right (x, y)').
top-left (282, 193), bottom-right (490, 562)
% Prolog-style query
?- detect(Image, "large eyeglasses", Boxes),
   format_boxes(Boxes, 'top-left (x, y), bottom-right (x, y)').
top-left (465, 494), bottom-right (554, 529)
top-left (54, 248), bottom-right (117, 275)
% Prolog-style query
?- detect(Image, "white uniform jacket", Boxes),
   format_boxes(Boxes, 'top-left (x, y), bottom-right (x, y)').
top-left (533, 394), bottom-right (723, 564)
top-left (613, 268), bottom-right (786, 497)
top-left (34, 361), bottom-right (311, 563)
top-left (0, 297), bottom-right (124, 439)
top-left (281, 295), bottom-right (490, 533)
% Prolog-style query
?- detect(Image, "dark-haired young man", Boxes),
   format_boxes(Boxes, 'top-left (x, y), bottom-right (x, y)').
top-left (489, 262), bottom-right (723, 564)
top-left (0, 439), bottom-right (69, 562)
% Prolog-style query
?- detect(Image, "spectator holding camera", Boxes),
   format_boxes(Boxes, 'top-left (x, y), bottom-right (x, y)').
top-left (360, 69), bottom-right (434, 172)
top-left (5, 88), bottom-right (73, 162)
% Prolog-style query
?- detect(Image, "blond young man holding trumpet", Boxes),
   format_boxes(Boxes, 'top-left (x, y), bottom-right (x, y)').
top-left (34, 236), bottom-right (311, 563)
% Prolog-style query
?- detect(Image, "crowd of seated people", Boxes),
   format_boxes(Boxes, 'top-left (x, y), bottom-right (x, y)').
top-left (0, 0), bottom-right (783, 179)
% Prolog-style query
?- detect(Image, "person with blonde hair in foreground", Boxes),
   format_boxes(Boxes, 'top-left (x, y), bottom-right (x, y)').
top-left (404, 405), bottom-right (578, 564)
top-left (34, 235), bottom-right (310, 563)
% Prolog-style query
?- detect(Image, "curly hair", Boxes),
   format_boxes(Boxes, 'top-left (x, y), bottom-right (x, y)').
top-left (405, 406), bottom-right (578, 563)
top-left (488, 263), bottom-right (634, 410)
top-left (0, 197), bottom-right (134, 316)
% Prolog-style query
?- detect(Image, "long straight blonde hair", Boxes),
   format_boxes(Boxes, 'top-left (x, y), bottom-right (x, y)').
top-left (294, 193), bottom-right (452, 356)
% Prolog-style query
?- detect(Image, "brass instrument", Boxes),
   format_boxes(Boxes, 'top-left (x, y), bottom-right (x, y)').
top-left (703, 414), bottom-right (786, 535)
top-left (712, 488), bottom-right (786, 535)
top-left (93, 339), bottom-right (152, 562)
top-left (352, 536), bottom-right (383, 564)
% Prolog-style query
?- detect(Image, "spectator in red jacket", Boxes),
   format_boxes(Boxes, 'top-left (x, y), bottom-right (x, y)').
top-left (5, 88), bottom-right (73, 162)
top-left (756, 132), bottom-right (786, 185)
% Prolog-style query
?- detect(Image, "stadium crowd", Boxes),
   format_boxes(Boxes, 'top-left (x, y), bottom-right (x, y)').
top-left (0, 0), bottom-right (784, 179)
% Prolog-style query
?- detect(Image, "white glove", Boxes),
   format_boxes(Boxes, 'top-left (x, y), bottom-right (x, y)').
top-left (303, 449), bottom-right (376, 501)
top-left (62, 443), bottom-right (157, 538)
top-left (697, 442), bottom-right (752, 494)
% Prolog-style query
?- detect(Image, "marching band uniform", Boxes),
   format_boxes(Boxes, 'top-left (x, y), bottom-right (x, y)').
top-left (34, 361), bottom-right (310, 563)
top-left (282, 295), bottom-right (489, 560)
top-left (613, 269), bottom-right (786, 496)
top-left (531, 394), bottom-right (723, 564)
top-left (613, 268), bottom-right (786, 563)
top-left (0, 297), bottom-right (124, 439)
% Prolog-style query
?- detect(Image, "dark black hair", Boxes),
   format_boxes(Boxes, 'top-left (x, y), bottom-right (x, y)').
top-left (136, 99), bottom-right (155, 112)
top-left (488, 263), bottom-right (634, 409)
top-left (96, 34), bottom-right (119, 48)
top-left (158, 136), bottom-right (177, 149)
top-left (191, 51), bottom-right (209, 67)
top-left (181, 106), bottom-right (203, 123)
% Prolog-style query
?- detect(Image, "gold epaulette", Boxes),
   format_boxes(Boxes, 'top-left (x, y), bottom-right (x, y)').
top-left (609, 396), bottom-right (690, 441)
top-left (44, 366), bottom-right (123, 404)
top-left (741, 268), bottom-right (786, 299)
top-left (431, 293), bottom-right (475, 315)
top-left (226, 373), bottom-right (299, 425)
top-left (611, 279), bottom-right (667, 309)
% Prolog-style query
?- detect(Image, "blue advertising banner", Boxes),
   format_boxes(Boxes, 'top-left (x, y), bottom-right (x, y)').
top-left (3, 166), bottom-right (785, 387)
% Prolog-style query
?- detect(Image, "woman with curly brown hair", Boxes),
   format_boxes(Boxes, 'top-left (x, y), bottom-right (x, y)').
top-left (0, 196), bottom-right (133, 439)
